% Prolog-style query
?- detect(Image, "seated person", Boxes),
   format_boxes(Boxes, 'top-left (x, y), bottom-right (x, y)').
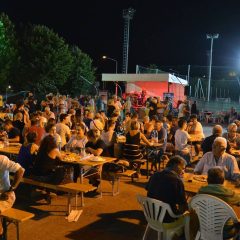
top-left (45, 122), bottom-right (62, 149)
top-left (0, 155), bottom-right (24, 234)
top-left (16, 132), bottom-right (39, 176)
top-left (198, 167), bottom-right (240, 239)
top-left (146, 155), bottom-right (188, 236)
top-left (187, 114), bottom-right (205, 156)
top-left (175, 118), bottom-right (191, 165)
top-left (201, 125), bottom-right (231, 155)
top-left (3, 119), bottom-right (20, 143)
top-left (202, 125), bottom-right (229, 154)
top-left (85, 129), bottom-right (108, 192)
top-left (100, 120), bottom-right (116, 157)
top-left (33, 135), bottom-right (64, 183)
top-left (66, 124), bottom-right (88, 153)
top-left (86, 129), bottom-right (108, 157)
top-left (194, 137), bottom-right (240, 181)
top-left (223, 123), bottom-right (240, 151)
top-left (167, 117), bottom-right (178, 144)
top-left (149, 120), bottom-right (167, 171)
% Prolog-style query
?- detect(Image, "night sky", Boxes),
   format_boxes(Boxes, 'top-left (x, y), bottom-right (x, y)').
top-left (1, 0), bottom-right (240, 76)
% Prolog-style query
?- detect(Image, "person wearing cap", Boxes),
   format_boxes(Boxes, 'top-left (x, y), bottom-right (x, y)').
top-left (194, 137), bottom-right (240, 181)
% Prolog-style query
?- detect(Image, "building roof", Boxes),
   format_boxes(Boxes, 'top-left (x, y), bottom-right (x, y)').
top-left (102, 73), bottom-right (188, 85)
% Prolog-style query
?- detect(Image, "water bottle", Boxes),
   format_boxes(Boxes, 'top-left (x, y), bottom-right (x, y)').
top-left (152, 130), bottom-right (158, 143)
top-left (57, 141), bottom-right (62, 151)
top-left (80, 148), bottom-right (86, 157)
top-left (3, 132), bottom-right (9, 147)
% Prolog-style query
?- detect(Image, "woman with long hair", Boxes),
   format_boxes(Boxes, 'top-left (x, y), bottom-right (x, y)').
top-left (33, 135), bottom-right (63, 182)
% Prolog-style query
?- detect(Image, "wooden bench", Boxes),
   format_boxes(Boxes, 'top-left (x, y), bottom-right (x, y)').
top-left (110, 170), bottom-right (137, 196)
top-left (11, 176), bottom-right (97, 215)
top-left (1, 208), bottom-right (34, 240)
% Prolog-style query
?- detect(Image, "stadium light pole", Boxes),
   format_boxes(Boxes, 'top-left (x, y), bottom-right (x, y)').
top-left (206, 33), bottom-right (219, 102)
top-left (102, 55), bottom-right (118, 95)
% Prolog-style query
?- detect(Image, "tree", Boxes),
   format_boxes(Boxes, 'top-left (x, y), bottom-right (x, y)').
top-left (64, 46), bottom-right (96, 96)
top-left (16, 24), bottom-right (73, 95)
top-left (0, 13), bottom-right (18, 87)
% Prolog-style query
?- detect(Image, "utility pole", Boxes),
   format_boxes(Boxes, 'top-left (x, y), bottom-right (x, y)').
top-left (206, 33), bottom-right (219, 102)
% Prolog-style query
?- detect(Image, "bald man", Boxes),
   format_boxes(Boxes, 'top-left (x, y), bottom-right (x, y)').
top-left (194, 137), bottom-right (240, 181)
top-left (201, 125), bottom-right (230, 154)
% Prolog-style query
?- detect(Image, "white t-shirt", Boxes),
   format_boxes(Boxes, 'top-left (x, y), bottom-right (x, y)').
top-left (0, 155), bottom-right (21, 193)
top-left (194, 122), bottom-right (205, 138)
top-left (178, 103), bottom-right (185, 118)
top-left (67, 136), bottom-right (88, 148)
top-left (56, 123), bottom-right (71, 146)
top-left (175, 129), bottom-right (190, 152)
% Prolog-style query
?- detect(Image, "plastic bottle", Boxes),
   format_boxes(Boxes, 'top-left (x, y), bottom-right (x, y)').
top-left (3, 132), bottom-right (9, 147)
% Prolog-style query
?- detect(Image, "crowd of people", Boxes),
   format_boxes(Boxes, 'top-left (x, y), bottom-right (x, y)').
top-left (0, 91), bottom-right (240, 238)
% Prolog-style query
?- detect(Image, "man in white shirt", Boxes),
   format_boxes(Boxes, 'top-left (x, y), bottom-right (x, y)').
top-left (0, 155), bottom-right (24, 234)
top-left (194, 137), bottom-right (240, 181)
top-left (56, 113), bottom-right (71, 148)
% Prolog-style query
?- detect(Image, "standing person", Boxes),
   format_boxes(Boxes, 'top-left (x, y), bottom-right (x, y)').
top-left (178, 101), bottom-right (186, 118)
top-left (191, 101), bottom-right (197, 115)
top-left (146, 156), bottom-right (188, 225)
top-left (0, 155), bottom-right (25, 234)
top-left (124, 96), bottom-right (132, 115)
top-left (148, 98), bottom-right (157, 119)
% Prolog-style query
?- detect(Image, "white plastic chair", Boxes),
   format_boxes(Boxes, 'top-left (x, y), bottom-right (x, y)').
top-left (189, 194), bottom-right (239, 240)
top-left (137, 194), bottom-right (189, 240)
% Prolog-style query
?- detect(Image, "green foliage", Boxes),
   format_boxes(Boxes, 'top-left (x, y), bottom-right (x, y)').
top-left (0, 13), bottom-right (18, 87)
top-left (17, 25), bottom-right (73, 95)
top-left (64, 46), bottom-right (96, 96)
top-left (0, 13), bottom-right (96, 97)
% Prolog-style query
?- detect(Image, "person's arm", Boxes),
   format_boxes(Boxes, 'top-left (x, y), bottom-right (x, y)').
top-left (86, 147), bottom-right (103, 156)
top-left (9, 167), bottom-right (25, 191)
top-left (30, 143), bottom-right (39, 155)
top-left (229, 156), bottom-right (240, 181)
top-left (140, 132), bottom-right (153, 146)
top-left (8, 135), bottom-right (20, 143)
top-left (1, 158), bottom-right (25, 200)
top-left (194, 154), bottom-right (206, 174)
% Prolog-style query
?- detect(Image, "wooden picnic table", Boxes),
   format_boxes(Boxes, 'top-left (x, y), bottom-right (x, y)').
top-left (61, 152), bottom-right (117, 196)
top-left (189, 134), bottom-right (204, 143)
top-left (0, 144), bottom-right (21, 156)
top-left (183, 173), bottom-right (240, 195)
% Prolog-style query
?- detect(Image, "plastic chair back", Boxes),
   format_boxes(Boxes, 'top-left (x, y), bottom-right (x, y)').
top-left (189, 194), bottom-right (239, 240)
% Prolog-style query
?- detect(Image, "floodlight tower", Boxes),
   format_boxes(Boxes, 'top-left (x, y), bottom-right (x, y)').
top-left (122, 8), bottom-right (135, 73)
top-left (206, 33), bottom-right (219, 102)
